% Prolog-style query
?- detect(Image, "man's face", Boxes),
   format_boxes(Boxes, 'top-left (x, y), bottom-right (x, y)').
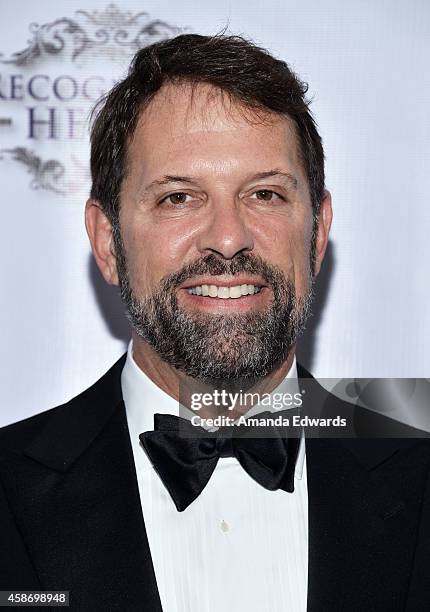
top-left (91, 83), bottom-right (331, 384)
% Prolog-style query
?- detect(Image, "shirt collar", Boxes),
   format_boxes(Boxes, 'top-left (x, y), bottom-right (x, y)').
top-left (122, 340), bottom-right (306, 479)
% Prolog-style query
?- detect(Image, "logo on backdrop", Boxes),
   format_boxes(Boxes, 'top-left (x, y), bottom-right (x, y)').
top-left (0, 4), bottom-right (181, 195)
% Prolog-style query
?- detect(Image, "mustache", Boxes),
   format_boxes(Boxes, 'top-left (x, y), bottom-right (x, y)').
top-left (158, 253), bottom-right (285, 292)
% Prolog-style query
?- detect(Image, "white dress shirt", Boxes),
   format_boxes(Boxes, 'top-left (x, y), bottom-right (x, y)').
top-left (122, 341), bottom-right (308, 612)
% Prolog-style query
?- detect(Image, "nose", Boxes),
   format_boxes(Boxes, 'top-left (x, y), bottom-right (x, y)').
top-left (196, 200), bottom-right (254, 259)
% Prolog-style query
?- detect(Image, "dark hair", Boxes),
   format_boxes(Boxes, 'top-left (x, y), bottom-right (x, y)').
top-left (90, 33), bottom-right (325, 229)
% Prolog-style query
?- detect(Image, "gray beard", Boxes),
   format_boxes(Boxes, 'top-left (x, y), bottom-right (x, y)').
top-left (114, 229), bottom-right (314, 386)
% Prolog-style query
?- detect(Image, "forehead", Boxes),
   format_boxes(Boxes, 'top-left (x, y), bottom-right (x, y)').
top-left (125, 82), bottom-right (305, 184)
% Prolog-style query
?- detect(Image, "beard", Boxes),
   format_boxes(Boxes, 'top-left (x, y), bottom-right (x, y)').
top-left (114, 228), bottom-right (314, 386)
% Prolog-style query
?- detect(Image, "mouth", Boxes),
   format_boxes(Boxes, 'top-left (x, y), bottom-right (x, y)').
top-left (179, 277), bottom-right (269, 311)
top-left (186, 283), bottom-right (262, 299)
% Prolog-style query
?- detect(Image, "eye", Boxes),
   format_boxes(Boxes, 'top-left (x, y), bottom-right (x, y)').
top-left (251, 190), bottom-right (285, 202)
top-left (160, 192), bottom-right (192, 206)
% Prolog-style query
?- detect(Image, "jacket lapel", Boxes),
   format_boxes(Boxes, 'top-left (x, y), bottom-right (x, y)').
top-left (0, 355), bottom-right (162, 610)
top-left (306, 437), bottom-right (429, 611)
top-left (404, 463), bottom-right (430, 611)
top-left (298, 365), bottom-right (430, 611)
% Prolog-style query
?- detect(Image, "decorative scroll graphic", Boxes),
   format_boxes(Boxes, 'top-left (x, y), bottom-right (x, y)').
top-left (0, 148), bottom-right (65, 194)
top-left (0, 5), bottom-right (183, 195)
top-left (0, 4), bottom-right (181, 66)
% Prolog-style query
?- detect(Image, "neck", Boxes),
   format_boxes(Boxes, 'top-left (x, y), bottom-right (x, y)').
top-left (132, 332), bottom-right (181, 401)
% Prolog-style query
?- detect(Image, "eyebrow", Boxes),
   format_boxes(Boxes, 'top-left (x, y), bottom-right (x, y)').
top-left (251, 171), bottom-right (298, 189)
top-left (145, 175), bottom-right (195, 191)
top-left (143, 170), bottom-right (298, 192)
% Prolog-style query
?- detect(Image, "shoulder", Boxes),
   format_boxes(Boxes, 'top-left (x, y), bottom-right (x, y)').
top-left (298, 363), bottom-right (430, 437)
top-left (0, 353), bottom-right (127, 454)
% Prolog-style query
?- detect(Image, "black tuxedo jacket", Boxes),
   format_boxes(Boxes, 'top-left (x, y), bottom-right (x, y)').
top-left (1, 355), bottom-right (429, 611)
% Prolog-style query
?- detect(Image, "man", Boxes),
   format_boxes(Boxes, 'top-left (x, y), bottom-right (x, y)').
top-left (0, 34), bottom-right (429, 611)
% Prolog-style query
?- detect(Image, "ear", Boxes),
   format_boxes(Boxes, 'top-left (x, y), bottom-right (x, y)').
top-left (85, 199), bottom-right (119, 286)
top-left (313, 190), bottom-right (333, 276)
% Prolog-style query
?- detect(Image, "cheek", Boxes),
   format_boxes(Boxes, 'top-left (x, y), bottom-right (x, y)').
top-left (283, 235), bottom-right (312, 288)
top-left (291, 224), bottom-right (314, 295)
top-left (259, 214), bottom-right (312, 270)
top-left (261, 219), bottom-right (313, 300)
top-left (122, 221), bottom-right (195, 295)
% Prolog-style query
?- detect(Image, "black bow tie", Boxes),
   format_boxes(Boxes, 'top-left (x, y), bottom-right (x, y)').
top-left (139, 412), bottom-right (301, 511)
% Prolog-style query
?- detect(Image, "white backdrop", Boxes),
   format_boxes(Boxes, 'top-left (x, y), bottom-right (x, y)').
top-left (0, 0), bottom-right (429, 426)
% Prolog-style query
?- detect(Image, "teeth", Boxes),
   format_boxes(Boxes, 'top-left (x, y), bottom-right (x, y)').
top-left (217, 287), bottom-right (230, 299)
top-left (187, 284), bottom-right (262, 298)
top-left (229, 285), bottom-right (242, 298)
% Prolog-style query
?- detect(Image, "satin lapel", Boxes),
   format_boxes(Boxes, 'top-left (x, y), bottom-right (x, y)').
top-left (306, 438), bottom-right (429, 611)
top-left (405, 461), bottom-right (430, 611)
top-left (0, 356), bottom-right (162, 611)
top-left (297, 364), bottom-right (430, 611)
